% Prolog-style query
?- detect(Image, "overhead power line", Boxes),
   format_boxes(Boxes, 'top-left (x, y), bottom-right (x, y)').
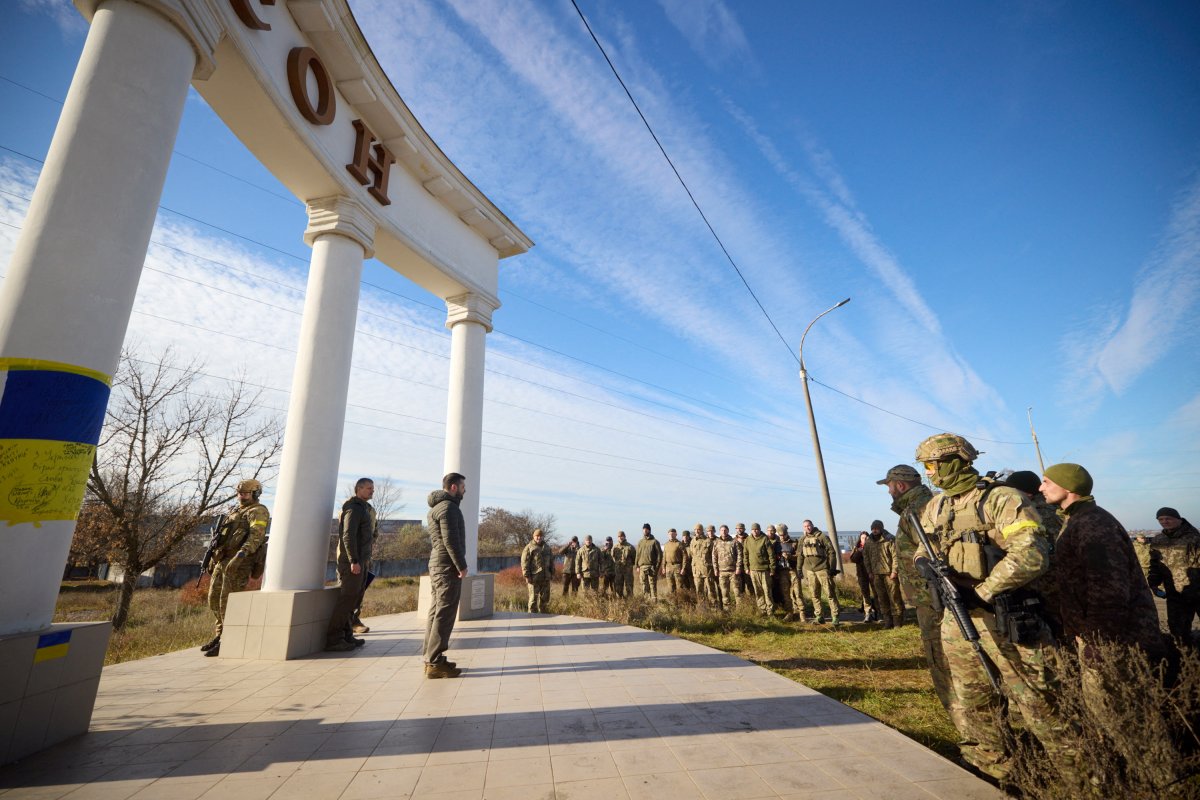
top-left (567, 0), bottom-right (800, 366)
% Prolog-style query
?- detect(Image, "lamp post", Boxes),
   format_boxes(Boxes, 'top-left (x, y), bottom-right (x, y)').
top-left (798, 297), bottom-right (850, 569)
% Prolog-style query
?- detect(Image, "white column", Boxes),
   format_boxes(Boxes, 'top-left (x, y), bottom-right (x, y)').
top-left (442, 293), bottom-right (497, 574)
top-left (263, 198), bottom-right (375, 592)
top-left (0, 0), bottom-right (217, 634)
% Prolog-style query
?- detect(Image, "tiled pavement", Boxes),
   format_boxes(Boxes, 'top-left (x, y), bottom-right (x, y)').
top-left (0, 611), bottom-right (1001, 799)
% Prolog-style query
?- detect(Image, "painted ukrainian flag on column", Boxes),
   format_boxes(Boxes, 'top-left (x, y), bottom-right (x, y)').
top-left (0, 358), bottom-right (111, 526)
top-left (34, 629), bottom-right (72, 663)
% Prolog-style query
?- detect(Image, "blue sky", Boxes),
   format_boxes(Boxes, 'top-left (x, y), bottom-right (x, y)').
top-left (2, 0), bottom-right (1198, 539)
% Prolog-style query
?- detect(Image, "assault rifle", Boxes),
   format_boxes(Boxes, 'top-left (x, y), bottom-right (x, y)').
top-left (197, 513), bottom-right (227, 586)
top-left (904, 509), bottom-right (1002, 693)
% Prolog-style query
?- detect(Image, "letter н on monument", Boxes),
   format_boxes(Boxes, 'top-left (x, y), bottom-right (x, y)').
top-left (346, 119), bottom-right (396, 205)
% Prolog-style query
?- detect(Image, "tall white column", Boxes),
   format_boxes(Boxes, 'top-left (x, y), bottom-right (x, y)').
top-left (263, 198), bottom-right (374, 592)
top-left (0, 0), bottom-right (217, 634)
top-left (442, 293), bottom-right (497, 574)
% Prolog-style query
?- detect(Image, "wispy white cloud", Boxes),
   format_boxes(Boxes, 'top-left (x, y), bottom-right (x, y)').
top-left (18, 0), bottom-right (85, 37)
top-left (1092, 175), bottom-right (1200, 394)
top-left (656, 0), bottom-right (753, 71)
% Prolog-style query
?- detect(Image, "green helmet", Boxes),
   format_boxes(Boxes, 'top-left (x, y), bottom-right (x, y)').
top-left (915, 433), bottom-right (979, 464)
top-left (236, 478), bottom-right (263, 500)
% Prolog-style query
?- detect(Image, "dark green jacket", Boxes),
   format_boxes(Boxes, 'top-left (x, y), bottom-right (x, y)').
top-left (426, 490), bottom-right (467, 573)
top-left (635, 535), bottom-right (662, 569)
top-left (338, 496), bottom-right (376, 568)
top-left (744, 533), bottom-right (776, 572)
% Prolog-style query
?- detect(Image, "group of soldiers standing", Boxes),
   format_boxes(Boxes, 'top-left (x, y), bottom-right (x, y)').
top-left (520, 519), bottom-right (843, 623)
top-left (521, 431), bottom-right (1197, 786)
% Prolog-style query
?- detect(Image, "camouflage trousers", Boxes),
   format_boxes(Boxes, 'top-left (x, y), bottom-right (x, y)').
top-left (716, 572), bottom-right (739, 609)
top-left (941, 609), bottom-right (1076, 780)
top-left (614, 566), bottom-right (634, 597)
top-left (774, 568), bottom-right (800, 615)
top-left (638, 566), bottom-right (658, 600)
top-left (694, 572), bottom-right (717, 602)
top-left (208, 556), bottom-right (252, 636)
top-left (526, 578), bottom-right (550, 613)
top-left (802, 569), bottom-right (840, 621)
top-left (749, 571), bottom-right (773, 616)
top-left (870, 573), bottom-right (905, 623)
top-left (663, 567), bottom-right (685, 594)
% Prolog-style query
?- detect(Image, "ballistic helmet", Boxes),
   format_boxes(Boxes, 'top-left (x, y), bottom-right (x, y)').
top-left (915, 433), bottom-right (979, 464)
top-left (237, 478), bottom-right (263, 499)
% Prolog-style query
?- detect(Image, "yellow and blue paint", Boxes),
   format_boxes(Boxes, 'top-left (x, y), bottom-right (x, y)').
top-left (33, 629), bottom-right (72, 663)
top-left (0, 358), bottom-right (111, 527)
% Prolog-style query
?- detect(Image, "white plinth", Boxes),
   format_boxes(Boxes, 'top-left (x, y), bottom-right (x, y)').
top-left (219, 588), bottom-right (340, 660)
top-left (416, 574), bottom-right (494, 622)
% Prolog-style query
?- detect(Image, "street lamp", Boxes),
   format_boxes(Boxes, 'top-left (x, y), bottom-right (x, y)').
top-left (798, 297), bottom-right (850, 569)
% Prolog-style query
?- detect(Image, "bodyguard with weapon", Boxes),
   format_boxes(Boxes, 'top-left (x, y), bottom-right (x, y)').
top-left (200, 478), bottom-right (270, 657)
top-left (913, 433), bottom-right (1078, 783)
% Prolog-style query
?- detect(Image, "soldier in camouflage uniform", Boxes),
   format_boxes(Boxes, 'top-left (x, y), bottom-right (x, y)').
top-left (203, 478), bottom-right (270, 657)
top-left (744, 523), bottom-right (776, 617)
top-left (712, 525), bottom-right (740, 609)
top-left (680, 529), bottom-right (694, 591)
top-left (864, 520), bottom-right (904, 628)
top-left (1145, 506), bottom-right (1200, 647)
top-left (521, 528), bottom-right (553, 613)
top-left (775, 523), bottom-right (802, 621)
top-left (662, 528), bottom-right (687, 594)
top-left (612, 531), bottom-right (636, 598)
top-left (799, 519), bottom-right (840, 624)
top-left (916, 433), bottom-right (1076, 782)
top-left (576, 534), bottom-right (602, 592)
top-left (559, 537), bottom-right (580, 596)
top-left (599, 536), bottom-right (616, 597)
top-left (877, 465), bottom-right (958, 734)
top-left (690, 524), bottom-right (717, 602)
top-left (635, 524), bottom-right (663, 599)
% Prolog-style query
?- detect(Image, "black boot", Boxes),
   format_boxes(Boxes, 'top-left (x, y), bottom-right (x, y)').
top-left (200, 636), bottom-right (220, 653)
top-left (204, 641), bottom-right (221, 657)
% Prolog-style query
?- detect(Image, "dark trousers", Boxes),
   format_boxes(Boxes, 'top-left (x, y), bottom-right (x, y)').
top-left (1166, 595), bottom-right (1199, 645)
top-left (424, 569), bottom-right (462, 664)
top-left (562, 572), bottom-right (580, 595)
top-left (326, 564), bottom-right (365, 645)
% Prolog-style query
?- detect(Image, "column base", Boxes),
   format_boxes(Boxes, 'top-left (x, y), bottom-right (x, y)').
top-left (219, 588), bottom-right (340, 660)
top-left (1, 621), bottom-right (110, 764)
top-left (417, 574), bottom-right (494, 622)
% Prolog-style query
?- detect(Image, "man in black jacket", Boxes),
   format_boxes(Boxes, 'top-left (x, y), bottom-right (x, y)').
top-left (425, 472), bottom-right (469, 678)
top-left (325, 478), bottom-right (377, 652)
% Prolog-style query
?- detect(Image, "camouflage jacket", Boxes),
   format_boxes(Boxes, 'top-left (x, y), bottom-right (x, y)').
top-left (427, 490), bottom-right (467, 573)
top-left (918, 482), bottom-right (1050, 604)
top-left (1050, 499), bottom-right (1165, 659)
top-left (599, 547), bottom-right (615, 578)
top-left (712, 536), bottom-right (739, 574)
top-left (743, 533), bottom-right (776, 572)
top-left (635, 535), bottom-right (662, 569)
top-left (777, 535), bottom-right (799, 571)
top-left (576, 543), bottom-right (602, 577)
top-left (690, 536), bottom-right (716, 577)
top-left (216, 501), bottom-right (270, 562)
top-left (559, 544), bottom-right (578, 573)
top-left (891, 483), bottom-right (934, 605)
top-left (612, 541), bottom-right (636, 569)
top-left (337, 496), bottom-right (376, 567)
top-left (1146, 519), bottom-right (1200, 599)
top-left (863, 533), bottom-right (896, 576)
top-left (521, 540), bottom-right (553, 580)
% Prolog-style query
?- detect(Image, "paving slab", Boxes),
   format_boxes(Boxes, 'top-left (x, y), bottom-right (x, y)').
top-left (0, 611), bottom-right (1002, 799)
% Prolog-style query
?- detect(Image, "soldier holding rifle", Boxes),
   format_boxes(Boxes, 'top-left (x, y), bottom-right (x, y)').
top-left (914, 433), bottom-right (1076, 782)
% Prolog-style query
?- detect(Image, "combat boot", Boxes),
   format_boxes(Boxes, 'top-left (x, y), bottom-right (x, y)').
top-left (352, 623), bottom-right (370, 634)
top-left (204, 641), bottom-right (221, 657)
top-left (200, 636), bottom-right (220, 653)
top-left (325, 639), bottom-right (355, 653)
top-left (425, 661), bottom-right (462, 679)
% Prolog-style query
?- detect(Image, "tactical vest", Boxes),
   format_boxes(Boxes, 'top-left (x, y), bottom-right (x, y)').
top-left (928, 481), bottom-right (1005, 582)
top-left (801, 535), bottom-right (826, 559)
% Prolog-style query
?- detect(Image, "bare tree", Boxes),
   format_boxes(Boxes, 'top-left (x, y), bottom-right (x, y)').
top-left (83, 349), bottom-right (283, 629)
top-left (478, 507), bottom-right (558, 556)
